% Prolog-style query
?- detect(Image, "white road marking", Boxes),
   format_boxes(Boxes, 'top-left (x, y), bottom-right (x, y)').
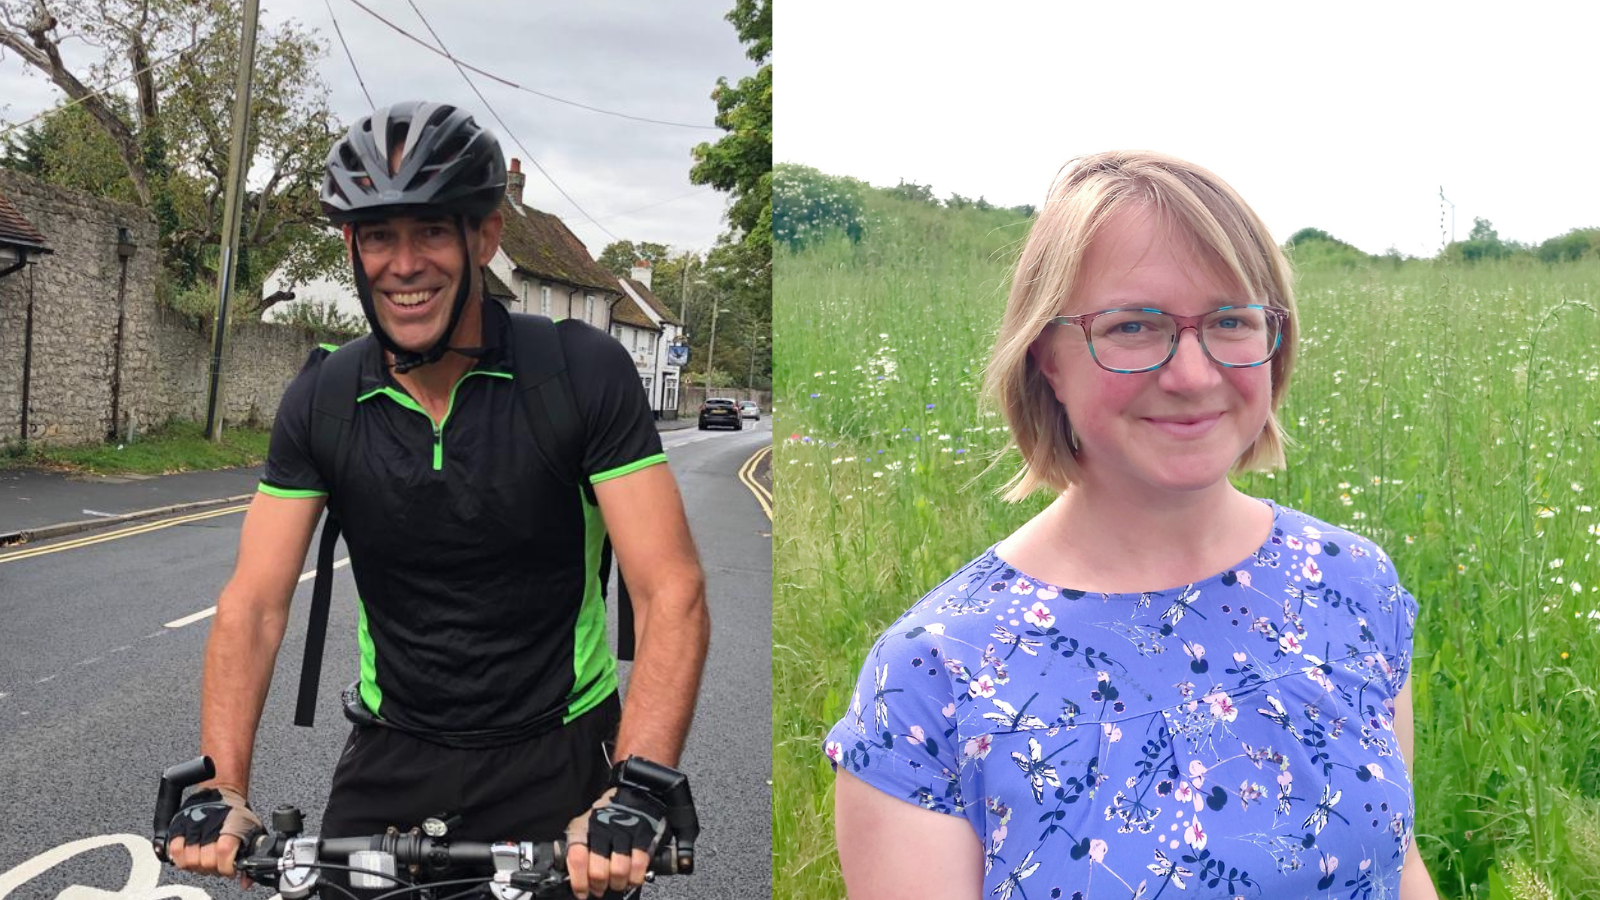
top-left (299, 556), bottom-right (350, 583)
top-left (76, 657), bottom-right (102, 667)
top-left (162, 607), bottom-right (217, 629)
top-left (81, 509), bottom-right (118, 518)
top-left (110, 645), bottom-right (130, 653)
top-left (0, 833), bottom-right (214, 899)
top-left (35, 675), bottom-right (55, 684)
top-left (162, 557), bottom-right (349, 629)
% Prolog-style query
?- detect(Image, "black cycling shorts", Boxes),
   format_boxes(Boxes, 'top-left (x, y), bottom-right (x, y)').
top-left (318, 693), bottom-right (632, 898)
top-left (321, 691), bottom-right (621, 843)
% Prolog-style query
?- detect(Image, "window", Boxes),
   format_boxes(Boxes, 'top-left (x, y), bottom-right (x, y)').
top-left (585, 294), bottom-right (596, 322)
top-left (663, 375), bottom-right (678, 413)
top-left (641, 374), bottom-right (653, 398)
top-left (540, 285), bottom-right (551, 317)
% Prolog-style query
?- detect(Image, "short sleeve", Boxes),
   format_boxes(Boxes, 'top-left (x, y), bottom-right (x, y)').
top-left (825, 618), bottom-right (975, 824)
top-left (561, 321), bottom-right (666, 483)
top-left (259, 349), bottom-right (330, 499)
top-left (1388, 574), bottom-right (1419, 693)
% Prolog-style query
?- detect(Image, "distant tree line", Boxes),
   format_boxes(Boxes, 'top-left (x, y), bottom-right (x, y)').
top-left (776, 164), bottom-right (1600, 270)
top-left (1285, 220), bottom-right (1600, 267)
top-left (774, 163), bottom-right (1037, 253)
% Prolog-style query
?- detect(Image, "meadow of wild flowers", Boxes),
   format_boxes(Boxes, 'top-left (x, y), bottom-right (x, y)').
top-left (772, 182), bottom-right (1600, 900)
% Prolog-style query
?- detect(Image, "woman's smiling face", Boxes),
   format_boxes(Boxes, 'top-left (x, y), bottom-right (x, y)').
top-left (1031, 206), bottom-right (1274, 498)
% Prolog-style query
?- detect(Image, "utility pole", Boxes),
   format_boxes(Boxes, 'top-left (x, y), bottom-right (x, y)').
top-left (706, 303), bottom-right (722, 393)
top-left (1438, 187), bottom-right (1456, 246)
top-left (747, 327), bottom-right (763, 389)
top-left (679, 253), bottom-right (692, 325)
top-left (204, 0), bottom-right (262, 441)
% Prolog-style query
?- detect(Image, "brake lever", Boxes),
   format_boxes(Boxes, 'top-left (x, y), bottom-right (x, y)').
top-left (152, 756), bottom-right (216, 862)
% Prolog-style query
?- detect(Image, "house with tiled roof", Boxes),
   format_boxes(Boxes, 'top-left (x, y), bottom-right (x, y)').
top-left (0, 189), bottom-right (52, 275)
top-left (486, 159), bottom-right (623, 332)
top-left (613, 260), bottom-right (685, 418)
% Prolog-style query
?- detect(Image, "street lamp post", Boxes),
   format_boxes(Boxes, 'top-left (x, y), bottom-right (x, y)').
top-left (747, 329), bottom-right (766, 389)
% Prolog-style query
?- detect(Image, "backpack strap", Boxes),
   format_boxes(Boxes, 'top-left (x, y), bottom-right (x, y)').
top-left (295, 337), bottom-right (368, 727)
top-left (509, 314), bottom-right (636, 661)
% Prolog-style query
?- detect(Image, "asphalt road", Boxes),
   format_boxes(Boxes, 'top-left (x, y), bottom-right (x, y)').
top-left (0, 418), bottom-right (772, 900)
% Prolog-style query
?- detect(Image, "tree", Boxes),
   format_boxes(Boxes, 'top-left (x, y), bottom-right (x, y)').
top-left (1, 101), bottom-right (140, 204)
top-left (1536, 228), bottom-right (1599, 263)
top-left (0, 0), bottom-right (345, 318)
top-left (1449, 217), bottom-right (1515, 263)
top-left (272, 296), bottom-right (366, 339)
top-left (687, 0), bottom-right (771, 393)
top-left (1286, 227), bottom-right (1335, 245)
top-left (886, 179), bottom-right (938, 205)
top-left (597, 240), bottom-right (670, 278)
top-left (690, 0), bottom-right (771, 262)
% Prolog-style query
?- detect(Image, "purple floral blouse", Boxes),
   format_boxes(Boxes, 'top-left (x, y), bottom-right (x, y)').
top-left (827, 501), bottom-right (1418, 899)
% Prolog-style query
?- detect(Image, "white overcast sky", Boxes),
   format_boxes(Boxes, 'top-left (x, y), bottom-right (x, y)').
top-left (0, 1), bottom-right (755, 254)
top-left (779, 0), bottom-right (1600, 258)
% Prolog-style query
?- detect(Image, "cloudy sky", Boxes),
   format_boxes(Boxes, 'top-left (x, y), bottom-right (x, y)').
top-left (0, 1), bottom-right (755, 254)
top-left (780, 0), bottom-right (1600, 258)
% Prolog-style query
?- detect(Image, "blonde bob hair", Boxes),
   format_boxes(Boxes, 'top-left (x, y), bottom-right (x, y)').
top-left (985, 150), bottom-right (1299, 502)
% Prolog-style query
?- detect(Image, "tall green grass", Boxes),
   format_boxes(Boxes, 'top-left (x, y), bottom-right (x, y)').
top-left (773, 187), bottom-right (1600, 900)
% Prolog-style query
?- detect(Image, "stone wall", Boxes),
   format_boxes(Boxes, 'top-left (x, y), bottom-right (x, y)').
top-left (0, 169), bottom-right (330, 448)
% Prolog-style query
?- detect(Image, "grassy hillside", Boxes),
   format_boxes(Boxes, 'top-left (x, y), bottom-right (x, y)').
top-left (773, 175), bottom-right (1600, 900)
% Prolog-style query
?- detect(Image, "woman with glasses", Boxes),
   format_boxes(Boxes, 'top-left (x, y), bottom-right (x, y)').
top-left (825, 151), bottom-right (1438, 899)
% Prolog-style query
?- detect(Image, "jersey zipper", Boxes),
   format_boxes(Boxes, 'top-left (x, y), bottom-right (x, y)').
top-left (362, 370), bottom-right (513, 471)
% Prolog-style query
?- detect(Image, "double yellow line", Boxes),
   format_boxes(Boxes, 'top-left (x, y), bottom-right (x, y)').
top-left (738, 445), bottom-right (773, 521)
top-left (0, 503), bottom-right (250, 565)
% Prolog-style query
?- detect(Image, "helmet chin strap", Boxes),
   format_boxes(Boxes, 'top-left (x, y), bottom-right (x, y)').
top-left (351, 216), bottom-right (487, 375)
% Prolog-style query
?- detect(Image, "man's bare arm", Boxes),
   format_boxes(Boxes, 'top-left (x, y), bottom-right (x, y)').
top-left (200, 491), bottom-right (325, 793)
top-left (170, 491), bottom-right (323, 877)
top-left (593, 463), bottom-right (709, 767)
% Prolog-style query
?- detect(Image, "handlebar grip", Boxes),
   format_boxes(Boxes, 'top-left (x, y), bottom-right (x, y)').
top-left (152, 756), bottom-right (216, 862)
top-left (550, 840), bottom-right (683, 876)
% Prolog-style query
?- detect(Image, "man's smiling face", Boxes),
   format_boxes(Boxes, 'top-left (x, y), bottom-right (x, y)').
top-left (346, 211), bottom-right (504, 353)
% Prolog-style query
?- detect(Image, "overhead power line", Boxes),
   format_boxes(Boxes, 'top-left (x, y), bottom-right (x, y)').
top-left (594, 187), bottom-right (714, 223)
top-left (403, 0), bottom-right (621, 246)
top-left (324, 0), bottom-right (375, 112)
top-left (0, 30), bottom-right (210, 141)
top-left (340, 0), bottom-right (716, 131)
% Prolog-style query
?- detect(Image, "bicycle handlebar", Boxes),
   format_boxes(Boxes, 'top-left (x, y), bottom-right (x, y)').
top-left (154, 755), bottom-right (693, 899)
top-left (233, 822), bottom-right (683, 899)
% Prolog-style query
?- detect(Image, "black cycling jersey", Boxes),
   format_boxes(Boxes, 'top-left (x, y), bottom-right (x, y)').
top-left (259, 299), bottom-right (665, 746)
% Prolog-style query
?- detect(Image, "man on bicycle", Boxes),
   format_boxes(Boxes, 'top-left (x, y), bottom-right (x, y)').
top-left (167, 101), bottom-right (709, 899)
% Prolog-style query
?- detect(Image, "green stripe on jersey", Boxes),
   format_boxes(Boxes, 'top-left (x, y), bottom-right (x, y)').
top-left (590, 453), bottom-right (668, 485)
top-left (567, 488), bottom-right (618, 723)
top-left (257, 483), bottom-right (327, 499)
top-left (357, 597), bottom-right (383, 715)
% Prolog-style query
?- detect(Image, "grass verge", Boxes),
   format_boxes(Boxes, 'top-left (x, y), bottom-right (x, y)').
top-left (0, 420), bottom-right (272, 476)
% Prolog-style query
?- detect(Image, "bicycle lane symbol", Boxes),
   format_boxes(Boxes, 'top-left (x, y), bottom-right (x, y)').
top-left (0, 833), bottom-right (285, 900)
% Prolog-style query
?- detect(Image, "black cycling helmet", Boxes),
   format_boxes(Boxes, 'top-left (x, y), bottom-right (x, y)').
top-left (322, 101), bottom-right (506, 224)
top-left (321, 101), bottom-right (507, 373)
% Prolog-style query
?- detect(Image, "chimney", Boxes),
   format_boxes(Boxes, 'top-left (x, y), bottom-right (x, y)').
top-left (507, 158), bottom-right (526, 207)
top-left (630, 258), bottom-right (652, 289)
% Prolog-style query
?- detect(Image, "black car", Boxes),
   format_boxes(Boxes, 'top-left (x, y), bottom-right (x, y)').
top-left (698, 397), bottom-right (743, 430)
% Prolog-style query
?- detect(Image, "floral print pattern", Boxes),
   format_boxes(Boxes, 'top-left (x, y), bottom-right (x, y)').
top-left (827, 502), bottom-right (1418, 899)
